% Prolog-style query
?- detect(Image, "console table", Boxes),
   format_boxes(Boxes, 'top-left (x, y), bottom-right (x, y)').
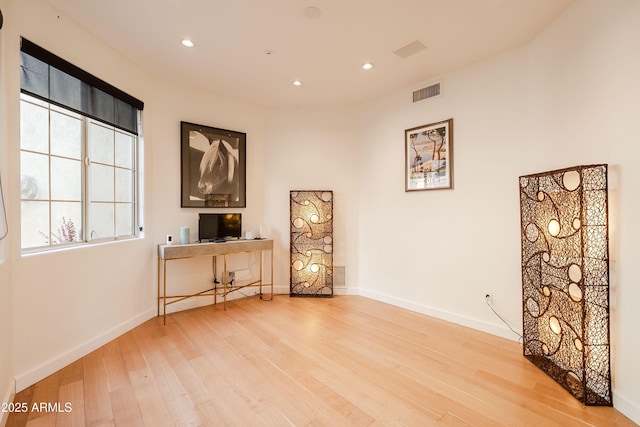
top-left (157, 239), bottom-right (273, 324)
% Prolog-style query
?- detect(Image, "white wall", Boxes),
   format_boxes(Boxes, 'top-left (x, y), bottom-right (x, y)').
top-left (1, 0), bottom-right (638, 424)
top-left (149, 74), bottom-right (266, 314)
top-left (2, 0), bottom-right (268, 390)
top-left (4, 0), bottom-right (158, 390)
top-left (0, 0), bottom-right (16, 422)
top-left (262, 106), bottom-right (361, 294)
top-left (356, 0), bottom-right (640, 422)
top-left (526, 0), bottom-right (640, 420)
top-left (357, 48), bottom-right (529, 337)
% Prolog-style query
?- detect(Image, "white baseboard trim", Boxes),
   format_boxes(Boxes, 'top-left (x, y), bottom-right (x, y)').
top-left (334, 286), bottom-right (360, 296)
top-left (14, 307), bottom-right (156, 392)
top-left (271, 286), bottom-right (359, 296)
top-left (1, 378), bottom-right (16, 427)
top-left (272, 285), bottom-right (289, 295)
top-left (271, 285), bottom-right (360, 296)
top-left (358, 288), bottom-right (521, 342)
top-left (613, 391), bottom-right (640, 425)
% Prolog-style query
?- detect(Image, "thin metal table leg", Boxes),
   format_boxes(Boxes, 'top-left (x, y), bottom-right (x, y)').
top-left (163, 259), bottom-right (167, 325)
top-left (213, 256), bottom-right (217, 306)
top-left (223, 254), bottom-right (227, 310)
top-left (157, 257), bottom-right (161, 317)
top-left (259, 249), bottom-right (263, 298)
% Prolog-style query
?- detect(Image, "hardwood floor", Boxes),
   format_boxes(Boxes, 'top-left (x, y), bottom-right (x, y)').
top-left (7, 295), bottom-right (637, 426)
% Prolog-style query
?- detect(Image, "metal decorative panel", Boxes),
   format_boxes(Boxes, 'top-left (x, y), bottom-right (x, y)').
top-left (519, 165), bottom-right (611, 406)
top-left (290, 191), bottom-right (333, 297)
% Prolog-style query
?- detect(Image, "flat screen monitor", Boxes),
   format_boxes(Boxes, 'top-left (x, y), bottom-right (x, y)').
top-left (198, 213), bottom-right (242, 242)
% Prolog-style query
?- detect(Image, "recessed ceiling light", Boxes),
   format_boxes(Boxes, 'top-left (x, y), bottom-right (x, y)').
top-left (293, 80), bottom-right (302, 86)
top-left (181, 39), bottom-right (194, 48)
top-left (303, 6), bottom-right (322, 19)
top-left (362, 63), bottom-right (374, 70)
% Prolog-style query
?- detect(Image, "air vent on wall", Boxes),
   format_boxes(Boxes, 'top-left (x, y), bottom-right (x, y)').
top-left (334, 266), bottom-right (346, 288)
top-left (413, 82), bottom-right (441, 103)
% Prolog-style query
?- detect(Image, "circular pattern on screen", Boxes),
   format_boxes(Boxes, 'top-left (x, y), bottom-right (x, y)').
top-left (549, 316), bottom-right (561, 334)
top-left (568, 264), bottom-right (582, 283)
top-left (563, 170), bottom-right (581, 191)
top-left (568, 282), bottom-right (583, 302)
top-left (525, 223), bottom-right (539, 242)
top-left (572, 218), bottom-right (581, 230)
top-left (542, 343), bottom-right (550, 355)
top-left (526, 298), bottom-right (540, 316)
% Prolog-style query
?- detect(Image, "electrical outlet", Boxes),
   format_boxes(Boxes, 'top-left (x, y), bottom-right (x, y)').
top-left (484, 290), bottom-right (493, 303)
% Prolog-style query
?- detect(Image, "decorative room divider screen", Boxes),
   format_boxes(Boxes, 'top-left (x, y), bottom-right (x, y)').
top-left (519, 164), bottom-right (611, 406)
top-left (290, 191), bottom-right (333, 297)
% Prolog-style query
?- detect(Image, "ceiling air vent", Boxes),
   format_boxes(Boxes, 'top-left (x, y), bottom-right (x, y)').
top-left (393, 40), bottom-right (427, 59)
top-left (413, 82), bottom-right (441, 103)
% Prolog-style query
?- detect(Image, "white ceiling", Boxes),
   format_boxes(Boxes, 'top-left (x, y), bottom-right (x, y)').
top-left (42, 0), bottom-right (574, 107)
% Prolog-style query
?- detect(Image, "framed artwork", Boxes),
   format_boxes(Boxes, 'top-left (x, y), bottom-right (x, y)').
top-left (405, 118), bottom-right (453, 191)
top-left (180, 121), bottom-right (246, 208)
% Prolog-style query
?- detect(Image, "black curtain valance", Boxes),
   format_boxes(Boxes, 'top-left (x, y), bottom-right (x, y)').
top-left (20, 38), bottom-right (144, 135)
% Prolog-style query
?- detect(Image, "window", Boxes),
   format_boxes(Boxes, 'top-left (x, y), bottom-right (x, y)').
top-left (20, 38), bottom-right (143, 252)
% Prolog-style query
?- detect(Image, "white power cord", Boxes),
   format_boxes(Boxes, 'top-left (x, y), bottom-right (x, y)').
top-left (485, 295), bottom-right (523, 343)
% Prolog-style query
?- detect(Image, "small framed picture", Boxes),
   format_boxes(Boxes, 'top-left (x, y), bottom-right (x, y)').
top-left (180, 121), bottom-right (246, 208)
top-left (405, 118), bottom-right (453, 191)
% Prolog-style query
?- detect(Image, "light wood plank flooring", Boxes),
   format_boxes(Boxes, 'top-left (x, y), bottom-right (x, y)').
top-left (7, 295), bottom-right (637, 426)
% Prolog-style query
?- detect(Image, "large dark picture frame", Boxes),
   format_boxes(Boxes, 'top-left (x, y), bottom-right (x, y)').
top-left (180, 121), bottom-right (246, 208)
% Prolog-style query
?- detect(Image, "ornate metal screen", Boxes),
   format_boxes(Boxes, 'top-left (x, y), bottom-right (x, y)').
top-left (519, 165), bottom-right (611, 406)
top-left (290, 191), bottom-right (333, 297)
